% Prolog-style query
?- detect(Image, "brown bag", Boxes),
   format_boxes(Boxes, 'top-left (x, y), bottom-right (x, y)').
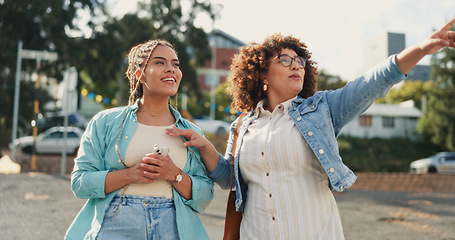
top-left (223, 112), bottom-right (247, 240)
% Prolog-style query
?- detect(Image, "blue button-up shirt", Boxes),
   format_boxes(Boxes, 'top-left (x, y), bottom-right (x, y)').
top-left (65, 101), bottom-right (214, 240)
top-left (210, 55), bottom-right (405, 211)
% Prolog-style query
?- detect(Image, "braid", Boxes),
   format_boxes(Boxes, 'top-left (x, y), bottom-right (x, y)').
top-left (125, 39), bottom-right (176, 105)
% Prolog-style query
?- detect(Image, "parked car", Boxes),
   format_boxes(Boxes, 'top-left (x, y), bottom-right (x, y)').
top-left (193, 116), bottom-right (231, 134)
top-left (37, 112), bottom-right (88, 133)
top-left (10, 126), bottom-right (84, 155)
top-left (409, 152), bottom-right (455, 174)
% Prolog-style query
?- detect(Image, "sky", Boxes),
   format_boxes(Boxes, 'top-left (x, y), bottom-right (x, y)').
top-left (109, 0), bottom-right (455, 81)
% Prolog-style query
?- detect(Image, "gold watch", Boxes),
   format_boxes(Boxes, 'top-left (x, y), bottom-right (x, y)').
top-left (174, 170), bottom-right (183, 183)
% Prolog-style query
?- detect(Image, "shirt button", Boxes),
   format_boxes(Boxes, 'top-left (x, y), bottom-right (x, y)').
top-left (293, 107), bottom-right (297, 111)
top-left (340, 186), bottom-right (345, 191)
top-left (118, 159), bottom-right (121, 163)
top-left (319, 149), bottom-right (324, 154)
top-left (269, 194), bottom-right (272, 198)
top-left (310, 105), bottom-right (315, 109)
top-left (330, 168), bottom-right (335, 173)
top-left (308, 131), bottom-right (313, 136)
top-left (272, 217), bottom-right (276, 221)
top-left (125, 136), bottom-right (129, 139)
top-left (266, 173), bottom-right (269, 176)
top-left (133, 119), bottom-right (136, 122)
top-left (296, 117), bottom-right (302, 121)
top-left (278, 106), bottom-right (282, 109)
top-left (261, 152), bottom-right (264, 156)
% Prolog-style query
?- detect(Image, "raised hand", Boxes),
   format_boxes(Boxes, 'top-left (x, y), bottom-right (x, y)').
top-left (396, 17), bottom-right (455, 75)
top-left (419, 17), bottom-right (455, 55)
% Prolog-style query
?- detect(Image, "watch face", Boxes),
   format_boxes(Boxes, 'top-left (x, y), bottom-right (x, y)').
top-left (176, 174), bottom-right (183, 182)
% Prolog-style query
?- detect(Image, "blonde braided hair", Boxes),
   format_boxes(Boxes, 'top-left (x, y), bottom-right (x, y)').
top-left (125, 39), bottom-right (176, 105)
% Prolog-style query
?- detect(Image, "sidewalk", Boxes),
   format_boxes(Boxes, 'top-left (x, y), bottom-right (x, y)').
top-left (2, 172), bottom-right (454, 240)
top-left (1, 150), bottom-right (455, 239)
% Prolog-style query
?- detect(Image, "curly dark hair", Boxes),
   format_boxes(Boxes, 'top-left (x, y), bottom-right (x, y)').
top-left (227, 33), bottom-right (318, 111)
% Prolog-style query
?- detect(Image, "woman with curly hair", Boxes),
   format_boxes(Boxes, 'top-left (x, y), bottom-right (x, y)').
top-left (66, 39), bottom-right (214, 240)
top-left (168, 18), bottom-right (455, 239)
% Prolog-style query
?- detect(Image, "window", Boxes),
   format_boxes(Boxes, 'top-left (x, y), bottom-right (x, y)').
top-left (46, 132), bottom-right (63, 139)
top-left (359, 115), bottom-right (372, 126)
top-left (383, 117), bottom-right (395, 128)
top-left (68, 132), bottom-right (79, 138)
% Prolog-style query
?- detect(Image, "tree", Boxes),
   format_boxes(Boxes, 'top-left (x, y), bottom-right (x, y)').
top-left (0, 1), bottom-right (219, 148)
top-left (417, 43), bottom-right (455, 151)
top-left (0, 0), bottom-right (106, 147)
top-left (73, 0), bottom-right (219, 105)
top-left (186, 80), bottom-right (234, 121)
top-left (317, 70), bottom-right (346, 91)
top-left (375, 80), bottom-right (436, 110)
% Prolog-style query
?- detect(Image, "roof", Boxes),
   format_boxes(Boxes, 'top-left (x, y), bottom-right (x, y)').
top-left (362, 103), bottom-right (422, 117)
top-left (209, 29), bottom-right (245, 47)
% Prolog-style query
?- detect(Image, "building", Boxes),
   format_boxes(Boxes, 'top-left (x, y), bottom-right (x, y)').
top-left (406, 64), bottom-right (431, 81)
top-left (196, 29), bottom-right (245, 91)
top-left (363, 32), bottom-right (430, 81)
top-left (340, 101), bottom-right (422, 140)
top-left (363, 32), bottom-right (405, 70)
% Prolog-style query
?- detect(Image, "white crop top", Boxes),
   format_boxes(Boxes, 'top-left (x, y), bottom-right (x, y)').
top-left (123, 123), bottom-right (187, 198)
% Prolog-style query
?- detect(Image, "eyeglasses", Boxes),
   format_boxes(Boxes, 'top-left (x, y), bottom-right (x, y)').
top-left (275, 54), bottom-right (306, 68)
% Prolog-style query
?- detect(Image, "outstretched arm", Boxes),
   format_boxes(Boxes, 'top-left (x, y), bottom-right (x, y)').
top-left (396, 17), bottom-right (455, 74)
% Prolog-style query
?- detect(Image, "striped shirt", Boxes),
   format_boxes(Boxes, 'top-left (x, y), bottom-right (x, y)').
top-left (238, 97), bottom-right (344, 239)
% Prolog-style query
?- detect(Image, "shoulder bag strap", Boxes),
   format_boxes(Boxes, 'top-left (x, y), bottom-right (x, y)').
top-left (229, 112), bottom-right (248, 190)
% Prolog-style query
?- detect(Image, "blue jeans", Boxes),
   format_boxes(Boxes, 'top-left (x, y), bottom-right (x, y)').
top-left (97, 194), bottom-right (179, 240)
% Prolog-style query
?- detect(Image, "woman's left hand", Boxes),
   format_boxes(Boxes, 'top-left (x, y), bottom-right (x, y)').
top-left (140, 153), bottom-right (180, 182)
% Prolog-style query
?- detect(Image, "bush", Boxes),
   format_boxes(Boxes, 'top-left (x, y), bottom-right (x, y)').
top-left (338, 136), bottom-right (440, 172)
top-left (204, 134), bottom-right (440, 173)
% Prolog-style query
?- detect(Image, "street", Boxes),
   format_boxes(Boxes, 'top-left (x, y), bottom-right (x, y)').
top-left (1, 171), bottom-right (455, 240)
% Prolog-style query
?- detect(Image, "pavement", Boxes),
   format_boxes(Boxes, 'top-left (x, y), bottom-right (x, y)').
top-left (1, 151), bottom-right (455, 239)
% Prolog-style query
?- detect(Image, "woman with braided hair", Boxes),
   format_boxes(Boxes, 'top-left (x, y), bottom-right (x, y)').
top-left (66, 39), bottom-right (214, 240)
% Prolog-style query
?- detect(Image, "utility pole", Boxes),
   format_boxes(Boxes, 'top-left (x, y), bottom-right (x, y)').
top-left (60, 67), bottom-right (77, 175)
top-left (12, 42), bottom-right (57, 167)
top-left (209, 32), bottom-right (219, 120)
top-left (11, 41), bottom-right (23, 163)
top-left (30, 58), bottom-right (41, 170)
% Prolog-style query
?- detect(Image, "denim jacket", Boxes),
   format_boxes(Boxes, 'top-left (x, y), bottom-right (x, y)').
top-left (209, 55), bottom-right (405, 211)
top-left (65, 101), bottom-right (214, 240)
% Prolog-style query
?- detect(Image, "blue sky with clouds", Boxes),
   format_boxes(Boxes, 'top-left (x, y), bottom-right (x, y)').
top-left (111, 0), bottom-right (455, 80)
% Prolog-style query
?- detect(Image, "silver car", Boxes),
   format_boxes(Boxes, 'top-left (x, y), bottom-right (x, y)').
top-left (409, 152), bottom-right (455, 174)
top-left (10, 126), bottom-right (84, 155)
top-left (193, 116), bottom-right (231, 134)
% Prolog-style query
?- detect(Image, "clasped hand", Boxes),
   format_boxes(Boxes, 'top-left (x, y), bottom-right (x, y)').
top-left (128, 152), bottom-right (179, 184)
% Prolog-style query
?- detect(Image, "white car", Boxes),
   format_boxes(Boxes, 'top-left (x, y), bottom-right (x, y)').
top-left (409, 152), bottom-right (455, 174)
top-left (10, 126), bottom-right (84, 155)
top-left (193, 116), bottom-right (231, 134)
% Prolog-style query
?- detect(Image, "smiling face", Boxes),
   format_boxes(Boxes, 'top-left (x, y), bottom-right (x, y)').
top-left (140, 45), bottom-right (182, 99)
top-left (264, 48), bottom-right (306, 105)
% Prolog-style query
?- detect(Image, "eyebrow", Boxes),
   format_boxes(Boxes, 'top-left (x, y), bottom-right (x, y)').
top-left (151, 56), bottom-right (179, 62)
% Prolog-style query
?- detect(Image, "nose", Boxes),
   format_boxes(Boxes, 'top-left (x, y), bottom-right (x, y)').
top-left (290, 60), bottom-right (301, 70)
top-left (165, 63), bottom-right (175, 73)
